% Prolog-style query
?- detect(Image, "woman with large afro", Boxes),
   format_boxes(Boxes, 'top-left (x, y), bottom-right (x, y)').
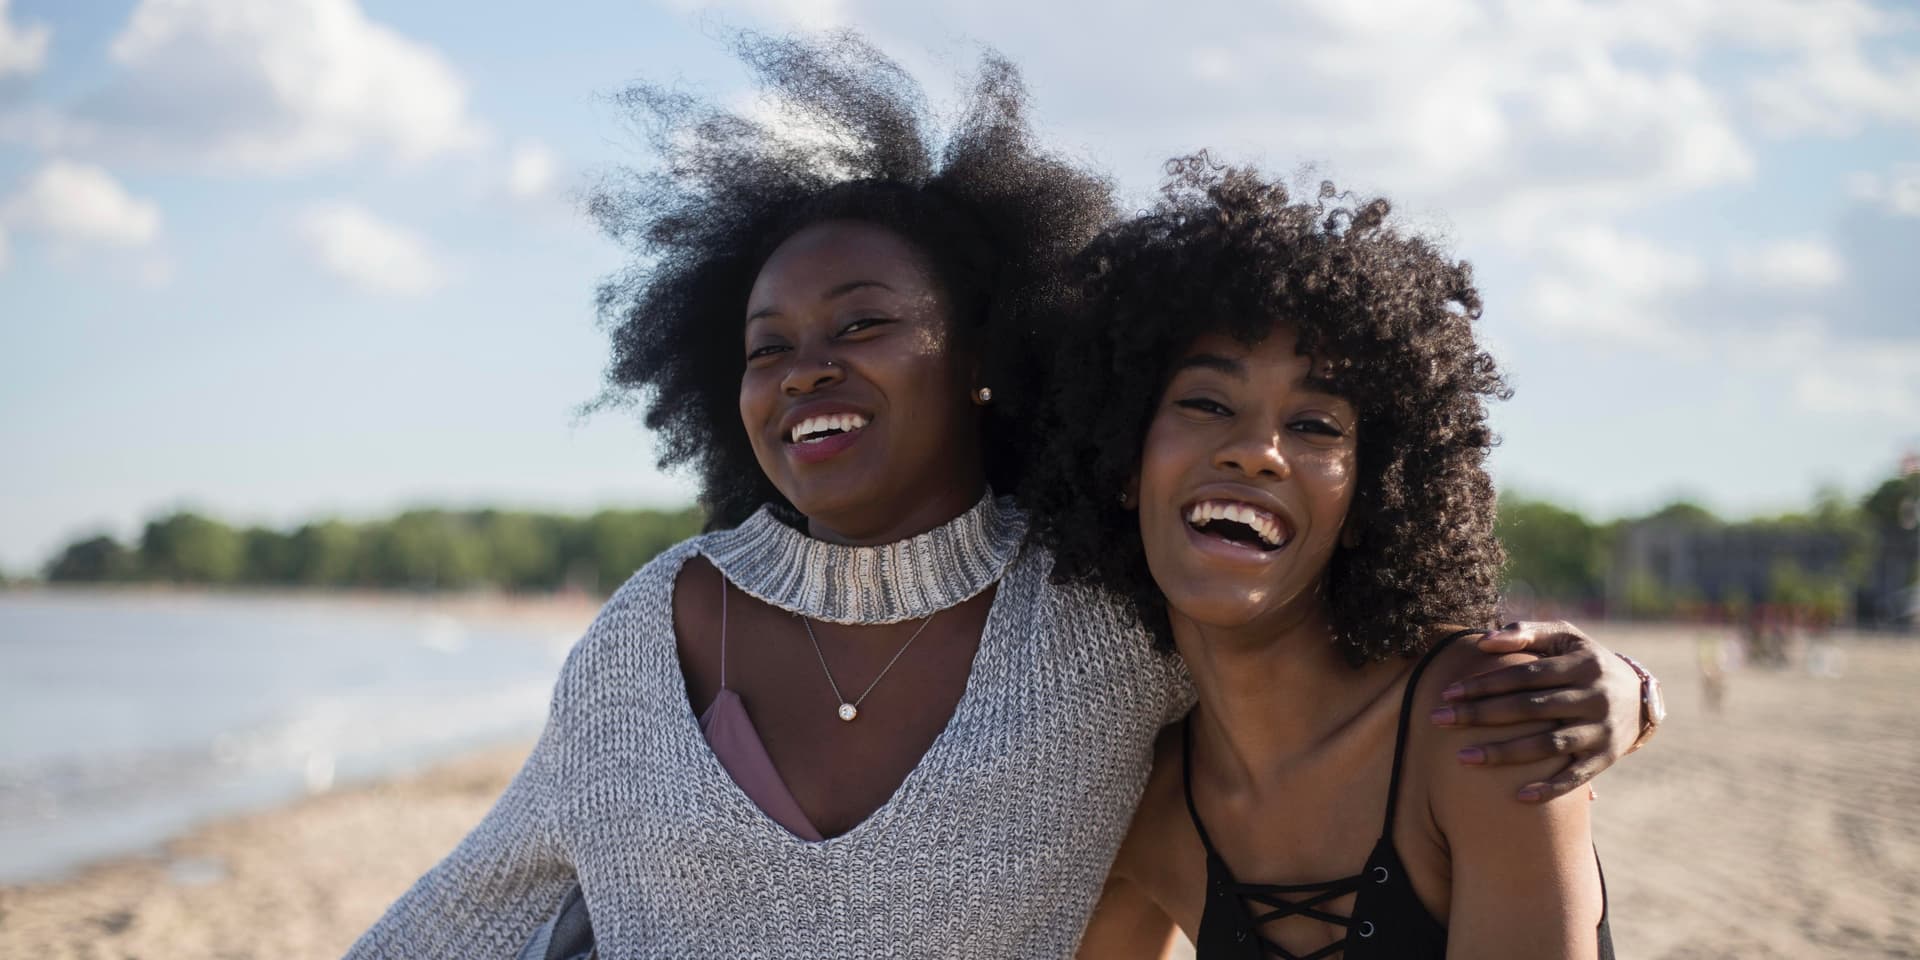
top-left (349, 34), bottom-right (1652, 959)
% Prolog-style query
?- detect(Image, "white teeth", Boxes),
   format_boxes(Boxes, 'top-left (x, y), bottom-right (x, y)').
top-left (789, 413), bottom-right (870, 443)
top-left (1186, 499), bottom-right (1286, 547)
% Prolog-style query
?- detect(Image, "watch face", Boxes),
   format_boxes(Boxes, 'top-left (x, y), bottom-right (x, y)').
top-left (1646, 676), bottom-right (1667, 724)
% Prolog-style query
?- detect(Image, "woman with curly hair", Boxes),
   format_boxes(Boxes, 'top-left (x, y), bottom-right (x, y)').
top-left (1042, 160), bottom-right (1616, 958)
top-left (351, 36), bottom-right (1647, 959)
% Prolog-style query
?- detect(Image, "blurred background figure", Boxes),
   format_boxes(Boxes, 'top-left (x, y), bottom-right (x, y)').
top-left (1, 1), bottom-right (1917, 958)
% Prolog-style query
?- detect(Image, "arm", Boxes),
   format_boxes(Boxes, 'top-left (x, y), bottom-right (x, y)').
top-left (1431, 621), bottom-right (1652, 801)
top-left (1077, 874), bottom-right (1183, 960)
top-left (1427, 657), bottom-right (1608, 959)
top-left (346, 681), bottom-right (577, 958)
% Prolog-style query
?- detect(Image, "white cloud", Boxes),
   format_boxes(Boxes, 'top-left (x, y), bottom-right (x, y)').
top-left (0, 0), bottom-right (49, 77)
top-left (1, 160), bottom-right (161, 247)
top-left (1850, 164), bottom-right (1920, 217)
top-left (47, 0), bottom-right (481, 174)
top-left (506, 141), bottom-right (558, 199)
top-left (1734, 324), bottom-right (1920, 420)
top-left (1525, 225), bottom-right (1704, 343)
top-left (1732, 239), bottom-right (1846, 289)
top-left (295, 202), bottom-right (443, 296)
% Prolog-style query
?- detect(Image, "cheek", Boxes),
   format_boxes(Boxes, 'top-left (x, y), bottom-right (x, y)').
top-left (1303, 449), bottom-right (1358, 533)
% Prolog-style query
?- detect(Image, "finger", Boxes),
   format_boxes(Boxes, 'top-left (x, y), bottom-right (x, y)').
top-left (1431, 688), bottom-right (1605, 728)
top-left (1454, 722), bottom-right (1608, 767)
top-left (1518, 753), bottom-right (1610, 803)
top-left (1475, 620), bottom-right (1589, 657)
top-left (1440, 652), bottom-right (1603, 702)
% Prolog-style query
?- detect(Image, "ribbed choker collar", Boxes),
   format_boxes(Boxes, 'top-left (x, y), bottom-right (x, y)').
top-left (699, 491), bottom-right (1027, 625)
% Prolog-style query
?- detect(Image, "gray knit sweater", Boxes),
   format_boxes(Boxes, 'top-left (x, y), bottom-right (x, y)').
top-left (347, 496), bottom-right (1189, 959)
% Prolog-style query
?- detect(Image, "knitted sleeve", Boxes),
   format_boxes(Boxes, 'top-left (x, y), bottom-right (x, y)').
top-left (344, 668), bottom-right (577, 958)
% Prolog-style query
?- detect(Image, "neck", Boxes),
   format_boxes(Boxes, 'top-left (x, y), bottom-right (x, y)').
top-left (1172, 597), bottom-right (1391, 791)
top-left (806, 476), bottom-right (987, 546)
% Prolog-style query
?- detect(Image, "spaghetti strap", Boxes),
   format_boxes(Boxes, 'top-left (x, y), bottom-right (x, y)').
top-left (1382, 628), bottom-right (1487, 835)
top-left (718, 572), bottom-right (729, 690)
top-left (1181, 716), bottom-right (1227, 862)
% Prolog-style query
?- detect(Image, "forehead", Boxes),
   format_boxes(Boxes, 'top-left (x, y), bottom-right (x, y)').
top-left (1179, 328), bottom-right (1340, 383)
top-left (748, 220), bottom-right (936, 308)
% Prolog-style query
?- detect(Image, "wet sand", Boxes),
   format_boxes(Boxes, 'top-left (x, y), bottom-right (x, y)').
top-left (3, 624), bottom-right (1916, 958)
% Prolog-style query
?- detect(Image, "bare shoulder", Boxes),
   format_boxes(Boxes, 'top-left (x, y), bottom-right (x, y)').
top-left (1405, 628), bottom-right (1559, 800)
top-left (1105, 721), bottom-right (1206, 938)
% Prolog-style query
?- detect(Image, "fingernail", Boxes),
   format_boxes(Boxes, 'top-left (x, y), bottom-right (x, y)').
top-left (1518, 786), bottom-right (1542, 801)
top-left (1456, 746), bottom-right (1485, 765)
top-left (1440, 684), bottom-right (1465, 702)
top-left (1430, 706), bottom-right (1456, 725)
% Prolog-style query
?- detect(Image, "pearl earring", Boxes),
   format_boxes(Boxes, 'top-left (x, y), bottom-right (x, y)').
top-left (974, 387), bottom-right (993, 404)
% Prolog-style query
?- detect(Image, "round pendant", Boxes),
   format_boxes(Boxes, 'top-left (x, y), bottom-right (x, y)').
top-left (837, 703), bottom-right (859, 722)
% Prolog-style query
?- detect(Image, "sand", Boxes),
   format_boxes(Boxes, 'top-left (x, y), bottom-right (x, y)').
top-left (3, 623), bottom-right (1916, 959)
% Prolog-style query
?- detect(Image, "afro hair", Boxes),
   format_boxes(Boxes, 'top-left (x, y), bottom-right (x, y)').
top-left (590, 31), bottom-right (1115, 528)
top-left (1026, 155), bottom-right (1511, 664)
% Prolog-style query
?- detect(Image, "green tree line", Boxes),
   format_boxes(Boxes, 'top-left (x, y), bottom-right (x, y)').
top-left (1496, 471), bottom-right (1919, 623)
top-left (39, 507), bottom-right (704, 595)
top-left (23, 470), bottom-right (1920, 618)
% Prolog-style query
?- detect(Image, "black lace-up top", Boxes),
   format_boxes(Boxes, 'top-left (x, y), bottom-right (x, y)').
top-left (1184, 630), bottom-right (1614, 959)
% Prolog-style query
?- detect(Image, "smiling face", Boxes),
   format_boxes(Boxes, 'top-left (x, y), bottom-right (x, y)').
top-left (1135, 327), bottom-right (1359, 634)
top-left (740, 220), bottom-right (986, 544)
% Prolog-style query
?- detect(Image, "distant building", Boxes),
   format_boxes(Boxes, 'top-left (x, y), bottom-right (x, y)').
top-left (1608, 515), bottom-right (1870, 620)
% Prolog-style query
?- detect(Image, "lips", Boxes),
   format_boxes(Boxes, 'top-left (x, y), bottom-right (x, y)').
top-left (777, 402), bottom-right (873, 465)
top-left (789, 411), bottom-right (870, 444)
top-left (1183, 496), bottom-right (1293, 552)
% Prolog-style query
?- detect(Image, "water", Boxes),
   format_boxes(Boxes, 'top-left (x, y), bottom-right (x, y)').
top-left (0, 591), bottom-right (579, 884)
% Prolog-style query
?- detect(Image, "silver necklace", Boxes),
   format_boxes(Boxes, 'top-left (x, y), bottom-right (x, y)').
top-left (799, 611), bottom-right (939, 722)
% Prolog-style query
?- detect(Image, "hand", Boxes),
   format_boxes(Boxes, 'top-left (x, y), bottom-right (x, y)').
top-left (1429, 621), bottom-right (1646, 803)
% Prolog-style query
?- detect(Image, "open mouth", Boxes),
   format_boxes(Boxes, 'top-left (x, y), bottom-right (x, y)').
top-left (788, 412), bottom-right (870, 445)
top-left (1186, 499), bottom-right (1290, 552)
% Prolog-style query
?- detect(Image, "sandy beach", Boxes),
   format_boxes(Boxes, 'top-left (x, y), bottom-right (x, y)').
top-left (3, 623), bottom-right (1917, 958)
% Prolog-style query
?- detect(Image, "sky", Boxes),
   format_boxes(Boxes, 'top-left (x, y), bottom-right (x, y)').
top-left (0, 0), bottom-right (1916, 573)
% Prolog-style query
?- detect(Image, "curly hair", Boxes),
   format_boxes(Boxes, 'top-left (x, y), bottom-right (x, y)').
top-left (589, 32), bottom-right (1114, 528)
top-left (1026, 156), bottom-right (1511, 664)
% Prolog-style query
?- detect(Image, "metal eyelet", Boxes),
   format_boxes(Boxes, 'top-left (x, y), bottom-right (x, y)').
top-left (1372, 866), bottom-right (1390, 884)
top-left (1358, 920), bottom-right (1377, 939)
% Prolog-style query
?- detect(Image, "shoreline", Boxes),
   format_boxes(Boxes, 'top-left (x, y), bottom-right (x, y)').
top-left (5, 625), bottom-right (1918, 958)
top-left (0, 741), bottom-right (536, 959)
top-left (0, 583), bottom-right (606, 632)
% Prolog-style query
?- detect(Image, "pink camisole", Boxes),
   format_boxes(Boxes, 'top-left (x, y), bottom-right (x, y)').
top-left (698, 578), bottom-right (825, 842)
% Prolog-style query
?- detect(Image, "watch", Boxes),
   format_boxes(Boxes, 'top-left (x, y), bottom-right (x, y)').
top-left (1617, 653), bottom-right (1664, 753)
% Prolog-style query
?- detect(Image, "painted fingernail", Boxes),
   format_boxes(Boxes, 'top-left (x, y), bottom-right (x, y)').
top-left (1518, 786), bottom-right (1542, 801)
top-left (1430, 706), bottom-right (1456, 725)
top-left (1456, 746), bottom-right (1485, 764)
top-left (1440, 684), bottom-right (1465, 702)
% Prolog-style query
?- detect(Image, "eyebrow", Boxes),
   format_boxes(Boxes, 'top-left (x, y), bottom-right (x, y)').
top-left (1174, 350), bottom-right (1349, 398)
top-left (1172, 352), bottom-right (1243, 378)
top-left (747, 279), bottom-right (897, 323)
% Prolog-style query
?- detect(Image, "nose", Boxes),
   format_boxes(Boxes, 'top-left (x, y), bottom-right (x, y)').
top-left (1212, 428), bottom-right (1291, 481)
top-left (780, 354), bottom-right (845, 396)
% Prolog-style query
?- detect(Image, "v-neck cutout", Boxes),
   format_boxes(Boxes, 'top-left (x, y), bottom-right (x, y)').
top-left (665, 542), bottom-right (1017, 846)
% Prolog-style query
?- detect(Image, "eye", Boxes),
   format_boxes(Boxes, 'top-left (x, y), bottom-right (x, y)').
top-left (837, 317), bottom-right (893, 337)
top-left (746, 342), bottom-right (789, 362)
top-left (1288, 418), bottom-right (1346, 438)
top-left (1174, 397), bottom-right (1232, 417)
